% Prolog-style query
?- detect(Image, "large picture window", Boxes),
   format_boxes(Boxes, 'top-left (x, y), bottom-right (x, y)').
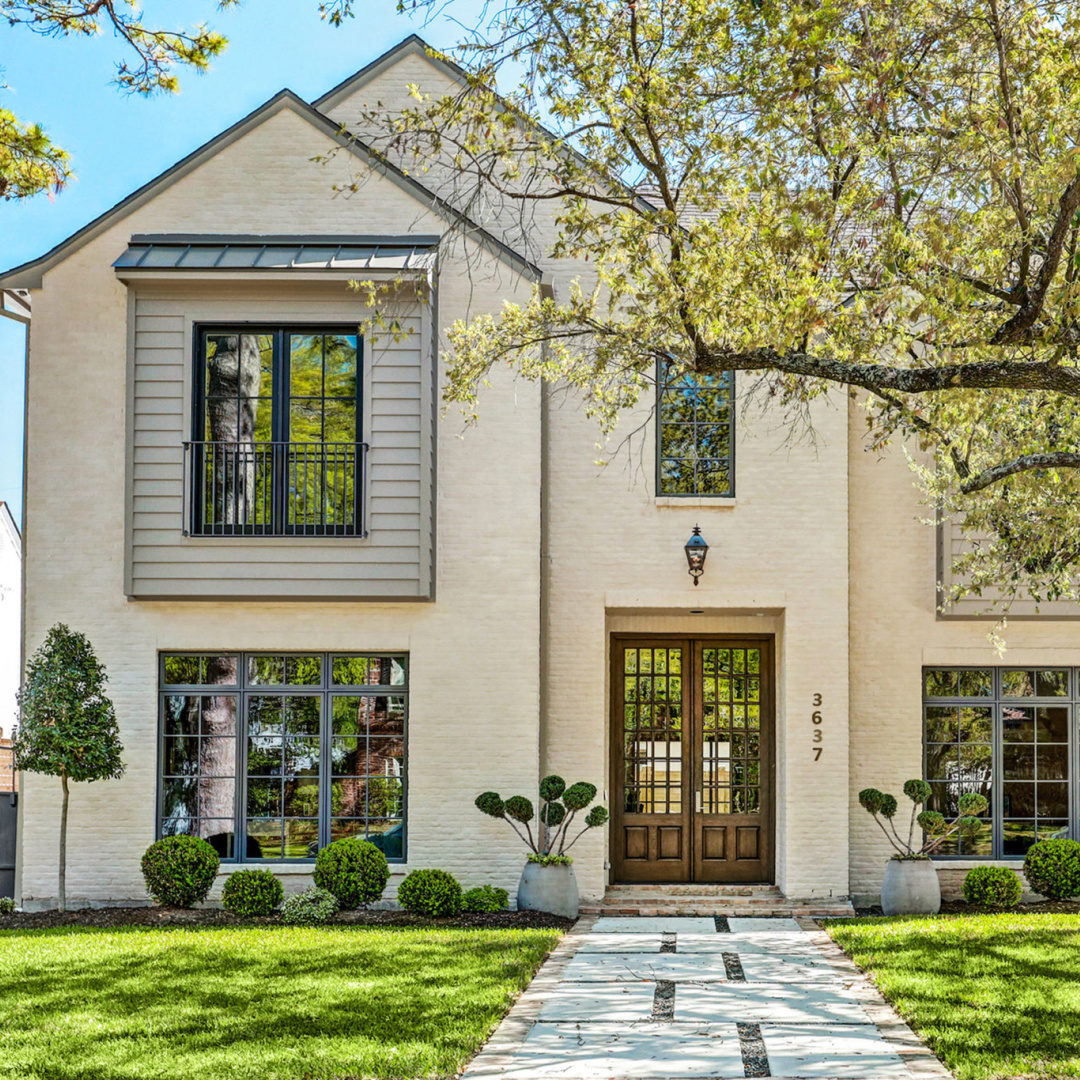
top-left (657, 363), bottom-right (734, 496)
top-left (185, 326), bottom-right (364, 536)
top-left (923, 667), bottom-right (1073, 858)
top-left (159, 652), bottom-right (406, 862)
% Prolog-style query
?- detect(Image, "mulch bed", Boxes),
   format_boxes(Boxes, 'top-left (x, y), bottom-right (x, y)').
top-left (854, 899), bottom-right (1080, 917)
top-left (0, 906), bottom-right (574, 931)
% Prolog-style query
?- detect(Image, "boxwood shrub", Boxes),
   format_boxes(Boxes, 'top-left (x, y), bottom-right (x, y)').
top-left (961, 865), bottom-right (1023, 908)
top-left (281, 886), bottom-right (339, 926)
top-left (140, 836), bottom-right (219, 908)
top-left (462, 885), bottom-right (509, 913)
top-left (221, 869), bottom-right (283, 917)
top-left (1023, 838), bottom-right (1080, 900)
top-left (0, 896), bottom-right (14, 915)
top-left (398, 869), bottom-right (463, 917)
top-left (313, 838), bottom-right (390, 909)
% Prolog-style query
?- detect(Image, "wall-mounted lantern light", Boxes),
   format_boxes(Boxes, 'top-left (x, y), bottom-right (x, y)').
top-left (684, 525), bottom-right (709, 586)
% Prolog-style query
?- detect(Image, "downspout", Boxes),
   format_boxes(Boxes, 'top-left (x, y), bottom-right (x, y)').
top-left (538, 275), bottom-right (555, 780)
top-left (0, 289), bottom-right (30, 908)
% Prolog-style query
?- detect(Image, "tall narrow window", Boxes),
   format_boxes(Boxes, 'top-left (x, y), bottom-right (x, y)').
top-left (188, 327), bottom-right (363, 536)
top-left (159, 653), bottom-right (407, 862)
top-left (658, 364), bottom-right (734, 496)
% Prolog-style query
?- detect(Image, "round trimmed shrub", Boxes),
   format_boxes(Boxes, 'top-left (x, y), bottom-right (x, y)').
top-left (221, 869), bottom-right (283, 917)
top-left (281, 886), bottom-right (339, 926)
top-left (462, 885), bottom-right (509, 913)
top-left (313, 838), bottom-right (390, 909)
top-left (961, 865), bottom-right (1022, 908)
top-left (141, 836), bottom-right (219, 908)
top-left (0, 896), bottom-right (15, 915)
top-left (1024, 838), bottom-right (1080, 900)
top-left (398, 869), bottom-right (463, 917)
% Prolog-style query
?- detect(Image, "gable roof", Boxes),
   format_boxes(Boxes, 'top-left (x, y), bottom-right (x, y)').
top-left (315, 34), bottom-right (468, 113)
top-left (0, 81), bottom-right (541, 291)
top-left (315, 34), bottom-right (655, 218)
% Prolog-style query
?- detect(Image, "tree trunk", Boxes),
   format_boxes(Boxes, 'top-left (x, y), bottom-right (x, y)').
top-left (59, 771), bottom-right (68, 914)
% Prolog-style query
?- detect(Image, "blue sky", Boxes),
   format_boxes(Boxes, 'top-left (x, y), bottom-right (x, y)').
top-left (0, 0), bottom-right (480, 523)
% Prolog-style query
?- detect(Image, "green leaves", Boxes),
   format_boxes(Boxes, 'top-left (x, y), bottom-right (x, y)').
top-left (367, 0), bottom-right (1080, 609)
top-left (14, 624), bottom-right (124, 784)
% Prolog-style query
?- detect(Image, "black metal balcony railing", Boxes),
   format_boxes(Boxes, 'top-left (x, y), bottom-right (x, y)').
top-left (183, 441), bottom-right (368, 537)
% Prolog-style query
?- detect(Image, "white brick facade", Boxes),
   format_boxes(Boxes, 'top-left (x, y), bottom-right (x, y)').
top-left (6, 37), bottom-right (1080, 909)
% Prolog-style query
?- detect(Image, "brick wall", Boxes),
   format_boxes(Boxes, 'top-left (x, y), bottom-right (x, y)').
top-left (0, 738), bottom-right (15, 794)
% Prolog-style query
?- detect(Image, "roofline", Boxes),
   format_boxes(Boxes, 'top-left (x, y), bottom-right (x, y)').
top-left (0, 86), bottom-right (541, 289)
top-left (129, 233), bottom-right (441, 246)
top-left (314, 34), bottom-right (655, 218)
top-left (314, 34), bottom-right (471, 112)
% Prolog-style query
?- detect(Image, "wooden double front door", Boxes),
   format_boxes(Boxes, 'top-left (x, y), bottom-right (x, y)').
top-left (611, 636), bottom-right (775, 883)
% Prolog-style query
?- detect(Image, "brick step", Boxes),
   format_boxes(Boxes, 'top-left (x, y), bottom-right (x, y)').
top-left (580, 902), bottom-right (856, 917)
top-left (604, 885), bottom-right (784, 898)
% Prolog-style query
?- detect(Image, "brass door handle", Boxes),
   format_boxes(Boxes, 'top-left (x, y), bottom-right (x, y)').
top-left (695, 789), bottom-right (703, 813)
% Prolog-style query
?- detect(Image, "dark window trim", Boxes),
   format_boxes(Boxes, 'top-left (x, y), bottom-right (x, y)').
top-left (156, 651), bottom-right (408, 864)
top-left (922, 665), bottom-right (1075, 861)
top-left (188, 323), bottom-right (366, 537)
top-left (655, 359), bottom-right (736, 498)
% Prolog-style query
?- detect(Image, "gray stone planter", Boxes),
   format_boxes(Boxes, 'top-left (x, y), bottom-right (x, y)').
top-left (517, 861), bottom-right (580, 919)
top-left (881, 858), bottom-right (941, 915)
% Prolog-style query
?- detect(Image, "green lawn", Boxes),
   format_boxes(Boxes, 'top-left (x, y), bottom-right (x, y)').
top-left (0, 924), bottom-right (561, 1080)
top-left (827, 913), bottom-right (1080, 1080)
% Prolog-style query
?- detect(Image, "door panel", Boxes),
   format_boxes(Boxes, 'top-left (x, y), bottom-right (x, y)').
top-left (611, 636), bottom-right (774, 884)
top-left (612, 642), bottom-right (691, 882)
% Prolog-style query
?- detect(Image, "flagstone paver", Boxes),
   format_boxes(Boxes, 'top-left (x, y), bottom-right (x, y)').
top-left (463, 912), bottom-right (954, 1080)
top-left (562, 952), bottom-right (733, 982)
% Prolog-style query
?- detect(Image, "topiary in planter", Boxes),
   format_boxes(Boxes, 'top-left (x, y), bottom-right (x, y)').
top-left (398, 869), bottom-right (463, 916)
top-left (221, 869), bottom-right (284, 917)
top-left (962, 865), bottom-right (1023, 908)
top-left (141, 836), bottom-right (219, 908)
top-left (462, 885), bottom-right (509, 913)
top-left (281, 886), bottom-right (339, 926)
top-left (313, 837), bottom-right (390, 909)
top-left (1023, 838), bottom-right (1080, 900)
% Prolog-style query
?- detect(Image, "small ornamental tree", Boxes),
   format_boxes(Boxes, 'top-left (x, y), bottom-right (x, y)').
top-left (13, 625), bottom-right (125, 911)
top-left (859, 780), bottom-right (988, 859)
top-left (475, 775), bottom-right (609, 864)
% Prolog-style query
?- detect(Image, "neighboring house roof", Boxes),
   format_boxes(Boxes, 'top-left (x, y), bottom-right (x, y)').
top-left (0, 504), bottom-right (20, 554)
top-left (0, 84), bottom-right (541, 293)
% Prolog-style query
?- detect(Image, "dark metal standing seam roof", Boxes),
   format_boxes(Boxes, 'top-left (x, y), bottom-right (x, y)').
top-left (112, 235), bottom-right (440, 272)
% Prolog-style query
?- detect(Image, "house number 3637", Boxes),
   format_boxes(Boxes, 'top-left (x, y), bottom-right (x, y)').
top-left (812, 693), bottom-right (823, 760)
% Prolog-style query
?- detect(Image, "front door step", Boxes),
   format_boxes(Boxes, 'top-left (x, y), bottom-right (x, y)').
top-left (582, 884), bottom-right (854, 917)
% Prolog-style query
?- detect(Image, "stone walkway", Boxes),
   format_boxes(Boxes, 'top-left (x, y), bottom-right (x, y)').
top-left (464, 915), bottom-right (953, 1080)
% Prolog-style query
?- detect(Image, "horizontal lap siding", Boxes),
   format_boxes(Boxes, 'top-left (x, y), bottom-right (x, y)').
top-left (128, 294), bottom-right (430, 599)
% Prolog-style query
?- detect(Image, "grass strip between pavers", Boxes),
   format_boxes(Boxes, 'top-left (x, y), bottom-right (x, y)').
top-left (0, 923), bottom-right (561, 1080)
top-left (826, 912), bottom-right (1080, 1080)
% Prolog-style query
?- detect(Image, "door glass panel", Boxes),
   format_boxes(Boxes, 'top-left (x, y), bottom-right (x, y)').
top-left (622, 647), bottom-right (683, 814)
top-left (702, 647), bottom-right (761, 814)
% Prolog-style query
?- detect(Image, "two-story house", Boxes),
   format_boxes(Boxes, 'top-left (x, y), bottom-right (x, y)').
top-left (3, 36), bottom-right (1078, 911)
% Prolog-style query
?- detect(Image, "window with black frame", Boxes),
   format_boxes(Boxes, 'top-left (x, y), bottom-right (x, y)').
top-left (159, 652), bottom-right (406, 862)
top-left (657, 362), bottom-right (734, 496)
top-left (923, 667), bottom-right (1073, 858)
top-left (188, 327), bottom-right (363, 536)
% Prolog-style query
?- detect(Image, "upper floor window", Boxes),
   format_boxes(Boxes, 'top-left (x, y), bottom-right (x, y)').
top-left (185, 326), bottom-right (366, 536)
top-left (657, 363), bottom-right (734, 496)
